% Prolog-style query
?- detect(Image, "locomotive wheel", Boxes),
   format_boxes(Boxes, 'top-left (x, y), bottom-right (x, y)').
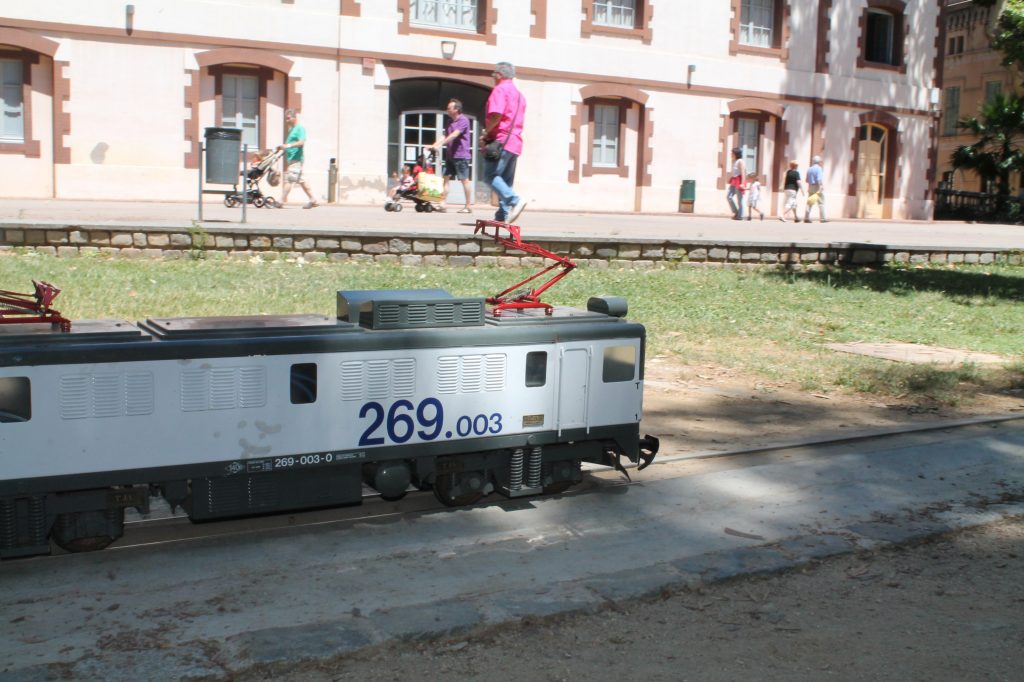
top-left (433, 470), bottom-right (486, 507)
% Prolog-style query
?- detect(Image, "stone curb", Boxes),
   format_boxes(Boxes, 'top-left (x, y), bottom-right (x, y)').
top-left (2, 223), bottom-right (1018, 269)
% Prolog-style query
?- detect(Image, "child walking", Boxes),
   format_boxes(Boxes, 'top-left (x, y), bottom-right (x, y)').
top-left (745, 173), bottom-right (764, 221)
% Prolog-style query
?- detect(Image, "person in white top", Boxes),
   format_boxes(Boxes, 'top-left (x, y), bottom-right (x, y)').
top-left (745, 172), bottom-right (764, 221)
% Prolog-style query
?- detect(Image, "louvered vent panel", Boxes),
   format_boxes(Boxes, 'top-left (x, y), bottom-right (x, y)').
top-left (484, 354), bottom-right (506, 392)
top-left (407, 306), bottom-right (428, 324)
top-left (59, 376), bottom-right (91, 420)
top-left (378, 305), bottom-right (401, 325)
top-left (460, 355), bottom-right (483, 393)
top-left (125, 372), bottom-right (155, 416)
top-left (209, 368), bottom-right (238, 410)
top-left (92, 374), bottom-right (123, 418)
top-left (392, 359), bottom-right (416, 397)
top-left (180, 370), bottom-right (208, 411)
top-left (437, 356), bottom-right (459, 394)
top-left (238, 367), bottom-right (267, 408)
top-left (365, 361), bottom-right (390, 400)
top-left (340, 361), bottom-right (365, 401)
top-left (434, 303), bottom-right (455, 324)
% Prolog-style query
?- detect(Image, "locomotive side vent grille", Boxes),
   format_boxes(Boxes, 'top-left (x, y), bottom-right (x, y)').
top-left (436, 354), bottom-right (506, 394)
top-left (180, 366), bottom-right (267, 412)
top-left (59, 372), bottom-right (155, 420)
top-left (339, 358), bottom-right (417, 401)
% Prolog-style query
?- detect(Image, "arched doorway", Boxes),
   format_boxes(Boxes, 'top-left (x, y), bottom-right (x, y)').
top-left (856, 123), bottom-right (887, 218)
top-left (718, 98), bottom-right (788, 217)
top-left (388, 79), bottom-right (490, 205)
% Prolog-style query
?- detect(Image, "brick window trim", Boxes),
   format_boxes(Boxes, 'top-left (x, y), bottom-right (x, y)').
top-left (340, 0), bottom-right (361, 17)
top-left (729, 0), bottom-right (791, 61)
top-left (856, 0), bottom-right (908, 74)
top-left (583, 98), bottom-right (630, 178)
top-left (0, 50), bottom-right (40, 157)
top-left (581, 0), bottom-right (654, 44)
top-left (716, 98), bottom-right (786, 191)
top-left (397, 0), bottom-right (498, 46)
top-left (210, 65), bottom-right (273, 152)
top-left (185, 49), bottom-right (298, 170)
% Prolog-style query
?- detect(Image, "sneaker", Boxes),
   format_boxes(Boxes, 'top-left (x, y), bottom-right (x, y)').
top-left (507, 199), bottom-right (528, 224)
top-left (457, 207), bottom-right (472, 214)
top-left (779, 217), bottom-right (787, 222)
top-left (303, 201), bottom-right (320, 209)
top-left (820, 219), bottom-right (829, 223)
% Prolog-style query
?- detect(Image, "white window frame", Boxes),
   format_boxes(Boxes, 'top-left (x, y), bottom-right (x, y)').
top-left (740, 0), bottom-right (775, 48)
top-left (222, 74), bottom-right (259, 150)
top-left (410, 0), bottom-right (478, 32)
top-left (593, 0), bottom-right (636, 29)
top-left (865, 8), bottom-right (896, 65)
top-left (592, 103), bottom-right (620, 168)
top-left (0, 58), bottom-right (24, 143)
top-left (737, 118), bottom-right (759, 174)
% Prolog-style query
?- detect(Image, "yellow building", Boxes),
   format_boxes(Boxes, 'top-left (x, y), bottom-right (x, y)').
top-left (937, 0), bottom-right (1020, 193)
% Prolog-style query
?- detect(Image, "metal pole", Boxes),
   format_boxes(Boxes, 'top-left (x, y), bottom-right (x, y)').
top-left (197, 143), bottom-right (204, 223)
top-left (241, 143), bottom-right (248, 225)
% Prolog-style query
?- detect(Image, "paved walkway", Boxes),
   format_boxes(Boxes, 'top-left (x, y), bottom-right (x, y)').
top-left (2, 198), bottom-right (1023, 250)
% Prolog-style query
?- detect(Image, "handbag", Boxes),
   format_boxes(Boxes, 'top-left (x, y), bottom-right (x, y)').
top-left (483, 92), bottom-right (522, 161)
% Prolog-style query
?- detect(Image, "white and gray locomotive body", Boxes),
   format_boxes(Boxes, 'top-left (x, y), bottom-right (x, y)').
top-left (0, 289), bottom-right (658, 558)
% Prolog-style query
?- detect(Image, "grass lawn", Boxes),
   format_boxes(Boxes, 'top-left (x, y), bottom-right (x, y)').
top-left (2, 253), bottom-right (1022, 404)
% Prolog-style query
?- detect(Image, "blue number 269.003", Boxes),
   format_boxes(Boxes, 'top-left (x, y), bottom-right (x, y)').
top-left (358, 397), bottom-right (502, 446)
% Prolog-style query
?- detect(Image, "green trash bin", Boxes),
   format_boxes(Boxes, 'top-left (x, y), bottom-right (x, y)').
top-left (679, 180), bottom-right (695, 213)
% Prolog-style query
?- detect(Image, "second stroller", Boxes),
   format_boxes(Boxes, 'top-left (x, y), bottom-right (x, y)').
top-left (225, 148), bottom-right (284, 208)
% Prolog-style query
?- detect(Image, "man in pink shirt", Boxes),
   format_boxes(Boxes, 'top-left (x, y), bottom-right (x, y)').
top-left (481, 61), bottom-right (527, 224)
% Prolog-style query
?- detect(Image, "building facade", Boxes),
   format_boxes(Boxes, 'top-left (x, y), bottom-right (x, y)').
top-left (0, 0), bottom-right (942, 218)
top-left (937, 0), bottom-right (1019, 193)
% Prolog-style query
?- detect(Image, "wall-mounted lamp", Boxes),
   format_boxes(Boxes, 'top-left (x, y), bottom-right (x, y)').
top-left (125, 4), bottom-right (135, 35)
top-left (441, 40), bottom-right (456, 60)
top-left (686, 64), bottom-right (696, 87)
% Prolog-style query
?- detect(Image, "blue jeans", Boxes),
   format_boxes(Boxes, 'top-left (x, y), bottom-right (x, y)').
top-left (727, 184), bottom-right (744, 219)
top-left (484, 150), bottom-right (520, 221)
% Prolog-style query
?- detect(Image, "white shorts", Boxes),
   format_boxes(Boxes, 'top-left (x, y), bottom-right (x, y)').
top-left (285, 162), bottom-right (304, 183)
top-left (784, 189), bottom-right (798, 209)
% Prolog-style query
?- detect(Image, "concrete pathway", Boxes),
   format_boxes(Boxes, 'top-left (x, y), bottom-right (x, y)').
top-left (1, 420), bottom-right (1022, 680)
top-left (1, 199), bottom-right (1023, 250)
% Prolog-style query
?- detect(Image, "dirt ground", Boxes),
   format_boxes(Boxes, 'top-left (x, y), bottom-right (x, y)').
top-left (227, 362), bottom-right (1024, 682)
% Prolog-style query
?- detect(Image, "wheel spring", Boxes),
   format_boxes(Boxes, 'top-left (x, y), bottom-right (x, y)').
top-left (509, 448), bottom-right (525, 490)
top-left (527, 446), bottom-right (542, 489)
top-left (0, 499), bottom-right (15, 550)
top-left (27, 497), bottom-right (47, 546)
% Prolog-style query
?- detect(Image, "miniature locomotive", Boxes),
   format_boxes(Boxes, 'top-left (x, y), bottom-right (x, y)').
top-left (0, 285), bottom-right (658, 558)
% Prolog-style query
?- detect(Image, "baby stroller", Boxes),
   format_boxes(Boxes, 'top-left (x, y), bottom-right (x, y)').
top-left (224, 148), bottom-right (284, 209)
top-left (384, 152), bottom-right (445, 213)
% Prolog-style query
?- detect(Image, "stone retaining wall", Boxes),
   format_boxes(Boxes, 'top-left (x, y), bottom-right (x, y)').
top-left (1, 225), bottom-right (1018, 268)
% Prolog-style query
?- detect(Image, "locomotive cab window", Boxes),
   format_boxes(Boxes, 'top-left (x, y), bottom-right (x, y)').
top-left (0, 377), bottom-right (31, 422)
top-left (290, 363), bottom-right (318, 404)
top-left (602, 345), bottom-right (636, 383)
top-left (525, 351), bottom-right (547, 387)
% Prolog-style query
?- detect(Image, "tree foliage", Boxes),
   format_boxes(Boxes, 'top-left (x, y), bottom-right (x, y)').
top-left (951, 92), bottom-right (1024, 209)
top-left (973, 0), bottom-right (1024, 70)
